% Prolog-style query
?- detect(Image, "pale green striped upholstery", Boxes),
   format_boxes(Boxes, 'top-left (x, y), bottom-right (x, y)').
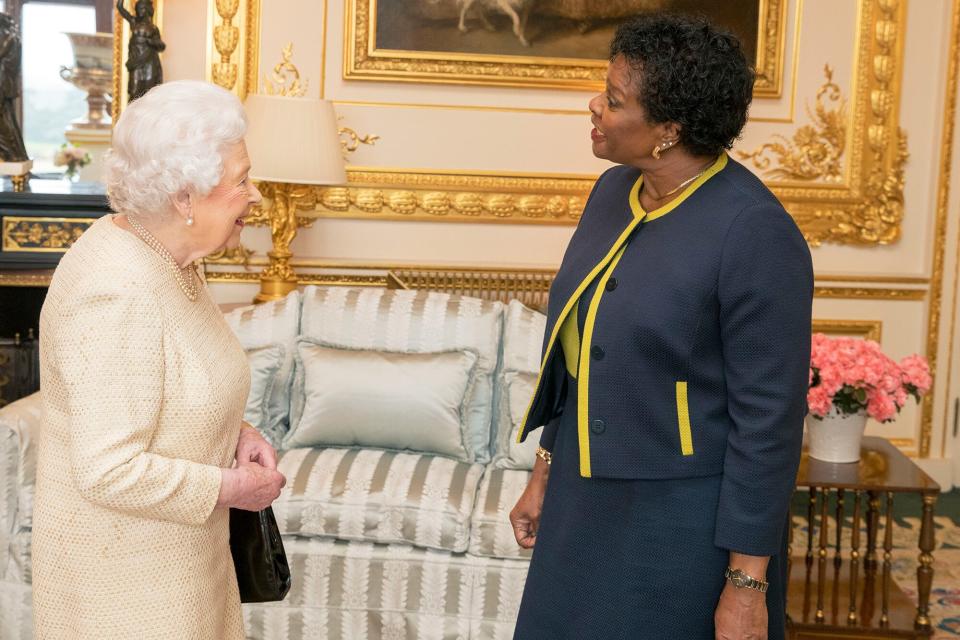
top-left (222, 291), bottom-right (301, 447)
top-left (0, 393), bottom-right (39, 583)
top-left (493, 301), bottom-right (546, 470)
top-left (0, 579), bottom-right (32, 640)
top-left (241, 537), bottom-right (530, 640)
top-left (293, 287), bottom-right (504, 464)
top-left (273, 448), bottom-right (484, 553)
top-left (469, 468), bottom-right (534, 560)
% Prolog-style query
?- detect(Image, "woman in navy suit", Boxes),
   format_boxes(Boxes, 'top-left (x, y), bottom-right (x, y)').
top-left (510, 14), bottom-right (813, 640)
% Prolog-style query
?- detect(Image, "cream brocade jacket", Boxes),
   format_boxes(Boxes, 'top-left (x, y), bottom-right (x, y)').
top-left (32, 216), bottom-right (250, 639)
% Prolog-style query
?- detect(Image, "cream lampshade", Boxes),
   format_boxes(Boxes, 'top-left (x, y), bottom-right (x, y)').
top-left (244, 94), bottom-right (346, 185)
top-left (243, 94), bottom-right (346, 303)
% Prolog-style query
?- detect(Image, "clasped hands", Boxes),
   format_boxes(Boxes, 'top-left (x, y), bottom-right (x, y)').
top-left (216, 421), bottom-right (286, 512)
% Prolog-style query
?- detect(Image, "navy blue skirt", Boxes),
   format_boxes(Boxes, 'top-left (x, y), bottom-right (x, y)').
top-left (513, 377), bottom-right (787, 640)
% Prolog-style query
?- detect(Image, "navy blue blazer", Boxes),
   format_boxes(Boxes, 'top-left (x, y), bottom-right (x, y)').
top-left (517, 154), bottom-right (814, 556)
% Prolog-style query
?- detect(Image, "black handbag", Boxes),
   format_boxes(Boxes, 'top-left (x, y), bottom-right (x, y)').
top-left (229, 506), bottom-right (292, 603)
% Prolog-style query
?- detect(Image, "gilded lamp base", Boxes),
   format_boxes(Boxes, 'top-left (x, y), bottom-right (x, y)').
top-left (254, 274), bottom-right (299, 304)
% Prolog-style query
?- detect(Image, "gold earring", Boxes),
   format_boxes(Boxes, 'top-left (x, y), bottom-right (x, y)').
top-left (652, 144), bottom-right (662, 160)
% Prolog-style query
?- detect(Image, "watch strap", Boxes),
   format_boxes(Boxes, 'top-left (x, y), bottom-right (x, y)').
top-left (724, 567), bottom-right (769, 593)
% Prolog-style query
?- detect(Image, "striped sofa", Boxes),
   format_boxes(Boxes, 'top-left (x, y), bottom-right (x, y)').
top-left (0, 287), bottom-right (548, 640)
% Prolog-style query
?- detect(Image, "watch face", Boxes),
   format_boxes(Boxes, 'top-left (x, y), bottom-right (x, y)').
top-left (731, 570), bottom-right (748, 588)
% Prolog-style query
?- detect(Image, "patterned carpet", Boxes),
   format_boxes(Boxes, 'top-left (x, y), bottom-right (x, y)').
top-left (790, 489), bottom-right (960, 638)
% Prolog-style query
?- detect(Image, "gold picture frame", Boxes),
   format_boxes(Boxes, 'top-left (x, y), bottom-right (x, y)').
top-left (344, 0), bottom-right (788, 97)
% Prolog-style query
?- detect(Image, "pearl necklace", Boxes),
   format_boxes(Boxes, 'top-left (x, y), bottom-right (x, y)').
top-left (127, 216), bottom-right (199, 301)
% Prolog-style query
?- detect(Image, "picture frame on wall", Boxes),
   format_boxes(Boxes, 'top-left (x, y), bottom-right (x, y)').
top-left (345, 0), bottom-right (787, 97)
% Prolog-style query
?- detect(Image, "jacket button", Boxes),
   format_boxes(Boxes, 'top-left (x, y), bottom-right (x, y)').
top-left (591, 419), bottom-right (606, 434)
top-left (606, 278), bottom-right (618, 292)
top-left (591, 345), bottom-right (605, 360)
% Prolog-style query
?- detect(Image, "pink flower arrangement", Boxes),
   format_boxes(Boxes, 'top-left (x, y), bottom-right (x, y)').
top-left (808, 333), bottom-right (932, 422)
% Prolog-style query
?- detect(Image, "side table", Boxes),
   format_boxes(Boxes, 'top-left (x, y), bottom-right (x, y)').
top-left (787, 436), bottom-right (940, 639)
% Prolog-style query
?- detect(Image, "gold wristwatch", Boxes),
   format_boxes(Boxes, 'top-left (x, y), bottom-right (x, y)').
top-left (724, 567), bottom-right (768, 593)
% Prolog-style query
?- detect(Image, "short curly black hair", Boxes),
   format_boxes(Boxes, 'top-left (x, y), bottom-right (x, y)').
top-left (610, 14), bottom-right (754, 156)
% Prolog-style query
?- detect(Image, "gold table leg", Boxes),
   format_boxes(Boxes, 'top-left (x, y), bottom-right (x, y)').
top-left (816, 487), bottom-right (829, 623)
top-left (848, 490), bottom-right (861, 625)
top-left (915, 492), bottom-right (937, 631)
top-left (880, 492), bottom-right (893, 627)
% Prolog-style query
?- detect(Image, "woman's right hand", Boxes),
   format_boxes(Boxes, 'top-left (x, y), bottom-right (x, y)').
top-left (217, 463), bottom-right (286, 511)
top-left (509, 456), bottom-right (550, 549)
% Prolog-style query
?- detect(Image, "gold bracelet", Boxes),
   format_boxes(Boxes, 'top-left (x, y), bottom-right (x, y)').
top-left (536, 446), bottom-right (552, 465)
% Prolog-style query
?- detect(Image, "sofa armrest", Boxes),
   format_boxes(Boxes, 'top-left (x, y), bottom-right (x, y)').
top-left (0, 392), bottom-right (41, 538)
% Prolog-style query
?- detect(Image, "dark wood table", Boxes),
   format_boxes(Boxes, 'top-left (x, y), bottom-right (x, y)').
top-left (787, 436), bottom-right (940, 639)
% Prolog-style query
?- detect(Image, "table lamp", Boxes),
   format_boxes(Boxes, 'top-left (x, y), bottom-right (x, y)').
top-left (244, 93), bottom-right (346, 303)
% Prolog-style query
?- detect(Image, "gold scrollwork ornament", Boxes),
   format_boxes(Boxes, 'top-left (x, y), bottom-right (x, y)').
top-left (739, 65), bottom-right (846, 182)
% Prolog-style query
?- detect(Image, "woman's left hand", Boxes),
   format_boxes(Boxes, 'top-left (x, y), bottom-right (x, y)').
top-left (714, 582), bottom-right (768, 640)
top-left (235, 422), bottom-right (278, 470)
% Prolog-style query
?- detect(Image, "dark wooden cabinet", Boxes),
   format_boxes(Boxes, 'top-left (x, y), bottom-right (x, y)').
top-left (0, 178), bottom-right (110, 404)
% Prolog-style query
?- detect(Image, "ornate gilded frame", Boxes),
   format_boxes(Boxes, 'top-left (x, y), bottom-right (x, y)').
top-left (344, 0), bottom-right (788, 97)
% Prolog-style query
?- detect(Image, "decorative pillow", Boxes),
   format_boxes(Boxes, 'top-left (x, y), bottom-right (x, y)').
top-left (495, 371), bottom-right (540, 470)
top-left (222, 291), bottom-right (301, 445)
top-left (272, 447), bottom-right (484, 553)
top-left (286, 340), bottom-right (479, 459)
top-left (242, 345), bottom-right (284, 447)
top-left (297, 286), bottom-right (504, 463)
top-left (501, 299), bottom-right (547, 375)
top-left (493, 300), bottom-right (547, 469)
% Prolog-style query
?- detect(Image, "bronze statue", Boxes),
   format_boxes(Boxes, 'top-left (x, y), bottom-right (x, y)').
top-left (0, 13), bottom-right (28, 162)
top-left (117, 0), bottom-right (165, 102)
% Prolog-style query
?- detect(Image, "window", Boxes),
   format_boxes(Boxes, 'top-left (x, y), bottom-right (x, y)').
top-left (21, 2), bottom-right (96, 174)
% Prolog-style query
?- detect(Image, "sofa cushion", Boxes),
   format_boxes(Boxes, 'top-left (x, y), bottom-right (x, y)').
top-left (2, 530), bottom-right (31, 585)
top-left (273, 447), bottom-right (484, 553)
top-left (222, 291), bottom-right (301, 446)
top-left (0, 393), bottom-right (39, 536)
top-left (493, 301), bottom-right (546, 469)
top-left (501, 299), bottom-right (546, 375)
top-left (495, 372), bottom-right (540, 470)
top-left (243, 344), bottom-right (285, 445)
top-left (468, 468), bottom-right (533, 560)
top-left (287, 341), bottom-right (479, 459)
top-left (296, 286), bottom-right (504, 463)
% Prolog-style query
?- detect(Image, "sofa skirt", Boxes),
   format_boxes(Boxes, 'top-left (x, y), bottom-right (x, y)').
top-left (242, 537), bottom-right (531, 640)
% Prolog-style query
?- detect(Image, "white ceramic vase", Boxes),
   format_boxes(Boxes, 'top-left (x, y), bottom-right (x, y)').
top-left (806, 407), bottom-right (868, 463)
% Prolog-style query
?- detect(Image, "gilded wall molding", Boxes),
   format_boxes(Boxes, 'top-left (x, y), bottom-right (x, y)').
top-left (812, 286), bottom-right (925, 301)
top-left (739, 65), bottom-right (845, 182)
top-left (206, 0), bottom-right (259, 100)
top-left (928, 0), bottom-right (960, 458)
top-left (253, 168), bottom-right (594, 225)
top-left (811, 319), bottom-right (882, 342)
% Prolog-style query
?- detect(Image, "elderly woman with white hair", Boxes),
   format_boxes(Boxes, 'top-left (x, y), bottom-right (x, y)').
top-left (31, 80), bottom-right (285, 639)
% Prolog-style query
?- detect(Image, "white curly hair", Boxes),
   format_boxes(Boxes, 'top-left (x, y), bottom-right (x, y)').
top-left (105, 80), bottom-right (247, 219)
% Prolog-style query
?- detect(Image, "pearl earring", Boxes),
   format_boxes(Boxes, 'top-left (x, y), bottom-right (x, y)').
top-left (186, 214), bottom-right (194, 226)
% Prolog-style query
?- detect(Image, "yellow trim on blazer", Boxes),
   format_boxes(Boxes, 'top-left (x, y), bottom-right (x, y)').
top-left (630, 153), bottom-right (728, 221)
top-left (558, 301), bottom-right (581, 378)
top-left (517, 154), bottom-right (728, 456)
top-left (675, 381), bottom-right (695, 456)
top-left (577, 245), bottom-right (628, 477)
top-left (516, 210), bottom-right (645, 444)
